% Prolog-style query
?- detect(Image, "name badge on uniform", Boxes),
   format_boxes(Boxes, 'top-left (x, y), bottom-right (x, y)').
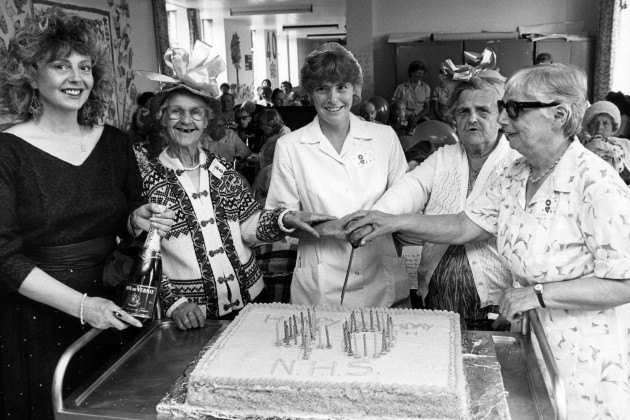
top-left (353, 151), bottom-right (376, 169)
top-left (533, 198), bottom-right (558, 218)
top-left (209, 159), bottom-right (226, 179)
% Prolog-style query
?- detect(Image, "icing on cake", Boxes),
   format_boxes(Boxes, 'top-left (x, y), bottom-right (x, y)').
top-left (186, 303), bottom-right (468, 419)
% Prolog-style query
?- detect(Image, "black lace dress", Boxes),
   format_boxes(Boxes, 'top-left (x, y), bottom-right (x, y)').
top-left (0, 126), bottom-right (143, 419)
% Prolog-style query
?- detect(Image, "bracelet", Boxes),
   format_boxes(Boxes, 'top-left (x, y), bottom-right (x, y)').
top-left (130, 212), bottom-right (141, 232)
top-left (277, 209), bottom-right (296, 233)
top-left (79, 293), bottom-right (88, 325)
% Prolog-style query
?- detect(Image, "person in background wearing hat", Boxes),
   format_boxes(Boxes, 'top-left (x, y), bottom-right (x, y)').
top-left (392, 60), bottom-right (431, 125)
top-left (581, 100), bottom-right (630, 184)
top-left (134, 42), bottom-right (334, 326)
top-left (265, 42), bottom-right (409, 308)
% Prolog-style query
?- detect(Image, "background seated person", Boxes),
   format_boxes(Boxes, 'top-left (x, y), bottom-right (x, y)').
top-left (431, 77), bottom-right (452, 126)
top-left (392, 60), bottom-right (431, 125)
top-left (220, 92), bottom-right (236, 124)
top-left (358, 101), bottom-right (382, 123)
top-left (202, 116), bottom-right (252, 165)
top-left (280, 81), bottom-right (293, 105)
top-left (271, 88), bottom-right (287, 107)
top-left (256, 85), bottom-right (272, 107)
top-left (389, 101), bottom-right (416, 136)
top-left (254, 108), bottom-right (291, 151)
top-left (581, 100), bottom-right (630, 184)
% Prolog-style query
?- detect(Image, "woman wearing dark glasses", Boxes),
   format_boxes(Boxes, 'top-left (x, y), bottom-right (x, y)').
top-left (346, 63), bottom-right (630, 417)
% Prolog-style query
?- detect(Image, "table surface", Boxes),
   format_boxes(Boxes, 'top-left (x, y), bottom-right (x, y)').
top-left (55, 319), bottom-right (553, 420)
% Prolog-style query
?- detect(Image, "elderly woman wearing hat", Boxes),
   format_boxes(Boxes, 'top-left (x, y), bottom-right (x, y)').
top-left (266, 42), bottom-right (409, 308)
top-left (358, 49), bottom-right (520, 329)
top-left (581, 100), bottom-right (630, 184)
top-left (134, 42), bottom-right (333, 327)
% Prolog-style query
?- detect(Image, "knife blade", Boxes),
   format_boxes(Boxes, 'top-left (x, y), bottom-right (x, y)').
top-left (340, 242), bottom-right (359, 305)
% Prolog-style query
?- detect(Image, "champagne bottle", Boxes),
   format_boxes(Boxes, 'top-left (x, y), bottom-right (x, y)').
top-left (121, 226), bottom-right (162, 319)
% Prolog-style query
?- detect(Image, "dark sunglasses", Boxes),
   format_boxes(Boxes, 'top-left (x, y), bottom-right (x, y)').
top-left (497, 100), bottom-right (559, 119)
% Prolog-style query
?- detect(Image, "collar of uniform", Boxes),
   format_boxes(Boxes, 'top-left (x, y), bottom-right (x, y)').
top-left (299, 113), bottom-right (374, 144)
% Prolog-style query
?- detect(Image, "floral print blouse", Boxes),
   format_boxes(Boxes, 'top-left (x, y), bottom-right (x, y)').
top-left (466, 139), bottom-right (630, 418)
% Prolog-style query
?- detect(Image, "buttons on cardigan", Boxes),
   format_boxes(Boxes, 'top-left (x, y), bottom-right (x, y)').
top-left (200, 218), bottom-right (215, 227)
top-left (216, 274), bottom-right (235, 284)
top-left (192, 190), bottom-right (209, 199)
top-left (208, 247), bottom-right (225, 257)
top-left (223, 299), bottom-right (241, 311)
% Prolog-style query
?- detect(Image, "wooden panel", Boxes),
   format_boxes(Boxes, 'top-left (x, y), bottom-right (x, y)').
top-left (535, 40), bottom-right (571, 64)
top-left (534, 37), bottom-right (596, 101)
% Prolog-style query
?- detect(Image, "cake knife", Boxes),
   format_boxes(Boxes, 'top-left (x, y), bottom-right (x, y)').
top-left (340, 242), bottom-right (359, 305)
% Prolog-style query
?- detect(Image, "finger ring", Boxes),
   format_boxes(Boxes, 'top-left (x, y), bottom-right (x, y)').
top-left (113, 310), bottom-right (123, 319)
top-left (186, 311), bottom-right (193, 316)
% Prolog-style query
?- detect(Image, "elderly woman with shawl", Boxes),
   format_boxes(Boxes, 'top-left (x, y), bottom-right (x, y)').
top-left (356, 49), bottom-right (520, 329)
top-left (134, 42), bottom-right (333, 328)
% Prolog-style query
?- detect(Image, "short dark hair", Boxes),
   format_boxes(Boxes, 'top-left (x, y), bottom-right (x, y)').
top-left (300, 42), bottom-right (362, 95)
top-left (137, 92), bottom-right (155, 107)
top-left (281, 80), bottom-right (293, 90)
top-left (534, 53), bottom-right (553, 65)
top-left (408, 60), bottom-right (427, 76)
top-left (220, 83), bottom-right (230, 90)
top-left (0, 7), bottom-right (114, 125)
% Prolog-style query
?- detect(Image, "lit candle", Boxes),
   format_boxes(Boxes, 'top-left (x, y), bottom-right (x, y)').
top-left (284, 320), bottom-right (290, 346)
top-left (376, 312), bottom-right (381, 331)
top-left (363, 333), bottom-right (367, 358)
top-left (276, 321), bottom-right (281, 346)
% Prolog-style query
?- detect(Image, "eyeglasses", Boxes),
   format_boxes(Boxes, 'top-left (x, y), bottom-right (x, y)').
top-left (165, 106), bottom-right (207, 121)
top-left (497, 100), bottom-right (559, 119)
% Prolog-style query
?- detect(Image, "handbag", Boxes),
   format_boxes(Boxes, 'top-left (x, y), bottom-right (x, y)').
top-left (103, 234), bottom-right (145, 289)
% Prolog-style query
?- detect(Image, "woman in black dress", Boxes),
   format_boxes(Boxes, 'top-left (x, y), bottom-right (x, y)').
top-left (0, 8), bottom-right (174, 419)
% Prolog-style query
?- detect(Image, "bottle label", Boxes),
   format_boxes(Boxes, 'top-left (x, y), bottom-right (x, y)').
top-left (121, 283), bottom-right (158, 318)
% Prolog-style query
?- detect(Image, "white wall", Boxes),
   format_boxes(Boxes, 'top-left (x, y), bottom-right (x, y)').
top-left (368, 0), bottom-right (600, 98)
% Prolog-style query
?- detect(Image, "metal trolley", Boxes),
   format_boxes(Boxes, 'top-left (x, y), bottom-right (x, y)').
top-left (53, 309), bottom-right (563, 420)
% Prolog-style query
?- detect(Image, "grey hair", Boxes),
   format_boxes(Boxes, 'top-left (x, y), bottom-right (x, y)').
top-left (447, 77), bottom-right (505, 118)
top-left (504, 64), bottom-right (588, 138)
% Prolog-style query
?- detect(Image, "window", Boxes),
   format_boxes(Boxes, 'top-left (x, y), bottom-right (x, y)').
top-left (202, 19), bottom-right (214, 45)
top-left (167, 10), bottom-right (179, 48)
top-left (612, 4), bottom-right (630, 93)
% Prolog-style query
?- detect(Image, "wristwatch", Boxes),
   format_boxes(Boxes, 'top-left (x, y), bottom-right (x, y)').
top-left (533, 283), bottom-right (546, 308)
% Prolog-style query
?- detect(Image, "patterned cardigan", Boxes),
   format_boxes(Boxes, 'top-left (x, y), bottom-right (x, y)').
top-left (134, 146), bottom-right (286, 318)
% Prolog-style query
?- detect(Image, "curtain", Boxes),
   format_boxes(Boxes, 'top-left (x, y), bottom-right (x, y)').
top-left (187, 8), bottom-right (200, 48)
top-left (594, 0), bottom-right (622, 100)
top-left (151, 0), bottom-right (170, 75)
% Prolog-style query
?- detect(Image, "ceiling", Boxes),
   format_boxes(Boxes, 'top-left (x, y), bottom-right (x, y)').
top-left (166, 0), bottom-right (347, 38)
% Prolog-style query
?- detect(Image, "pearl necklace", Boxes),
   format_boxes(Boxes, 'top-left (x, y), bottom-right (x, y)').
top-left (528, 147), bottom-right (568, 183)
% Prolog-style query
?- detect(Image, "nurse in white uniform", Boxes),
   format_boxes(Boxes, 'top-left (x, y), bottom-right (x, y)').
top-left (265, 43), bottom-right (409, 307)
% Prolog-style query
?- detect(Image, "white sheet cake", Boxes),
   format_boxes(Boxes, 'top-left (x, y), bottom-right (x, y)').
top-left (186, 303), bottom-right (468, 419)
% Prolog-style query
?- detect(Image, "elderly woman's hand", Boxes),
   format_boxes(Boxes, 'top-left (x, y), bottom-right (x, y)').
top-left (282, 211), bottom-right (337, 239)
top-left (344, 210), bottom-right (399, 246)
top-left (171, 302), bottom-right (205, 330)
top-left (132, 203), bottom-right (176, 237)
top-left (498, 286), bottom-right (540, 322)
